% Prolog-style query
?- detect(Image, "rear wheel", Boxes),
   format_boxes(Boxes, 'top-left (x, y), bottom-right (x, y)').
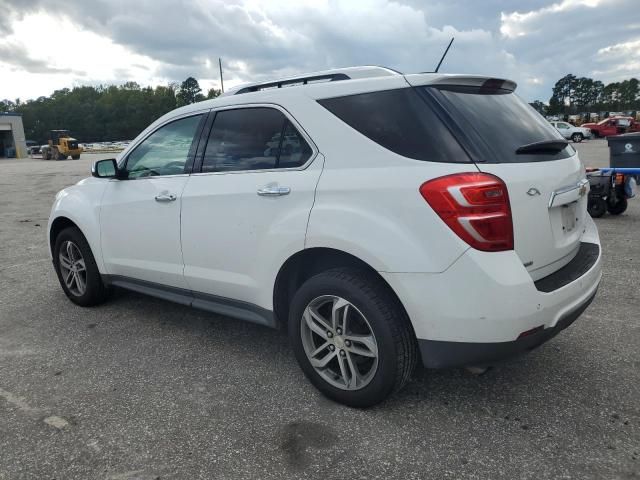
top-left (53, 226), bottom-right (108, 306)
top-left (607, 197), bottom-right (628, 215)
top-left (588, 197), bottom-right (607, 218)
top-left (72, 154), bottom-right (80, 160)
top-left (572, 133), bottom-right (583, 143)
top-left (289, 268), bottom-right (417, 408)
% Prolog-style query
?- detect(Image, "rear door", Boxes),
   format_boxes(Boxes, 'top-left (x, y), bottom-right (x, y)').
top-left (180, 105), bottom-right (322, 306)
top-left (411, 80), bottom-right (588, 280)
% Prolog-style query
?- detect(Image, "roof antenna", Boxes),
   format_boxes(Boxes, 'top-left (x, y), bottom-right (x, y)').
top-left (219, 57), bottom-right (225, 93)
top-left (434, 37), bottom-right (454, 73)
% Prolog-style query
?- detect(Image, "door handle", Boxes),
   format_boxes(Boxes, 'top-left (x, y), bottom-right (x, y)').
top-left (257, 185), bottom-right (291, 197)
top-left (155, 193), bottom-right (177, 202)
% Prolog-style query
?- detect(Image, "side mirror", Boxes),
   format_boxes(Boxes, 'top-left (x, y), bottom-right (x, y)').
top-left (92, 159), bottom-right (125, 179)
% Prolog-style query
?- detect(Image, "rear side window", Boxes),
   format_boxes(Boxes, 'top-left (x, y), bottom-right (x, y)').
top-left (278, 121), bottom-right (313, 168)
top-left (318, 88), bottom-right (470, 163)
top-left (202, 107), bottom-right (312, 172)
top-left (431, 86), bottom-right (574, 162)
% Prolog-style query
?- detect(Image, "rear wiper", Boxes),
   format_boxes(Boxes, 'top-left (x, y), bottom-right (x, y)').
top-left (516, 139), bottom-right (568, 155)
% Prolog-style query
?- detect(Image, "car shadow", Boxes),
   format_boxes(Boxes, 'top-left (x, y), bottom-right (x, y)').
top-left (106, 286), bottom-right (603, 416)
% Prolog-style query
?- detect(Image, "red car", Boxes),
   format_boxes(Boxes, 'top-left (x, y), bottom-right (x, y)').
top-left (582, 116), bottom-right (640, 137)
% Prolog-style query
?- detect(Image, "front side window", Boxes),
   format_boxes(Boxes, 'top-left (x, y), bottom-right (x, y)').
top-left (201, 107), bottom-right (312, 173)
top-left (125, 114), bottom-right (202, 178)
top-left (557, 123), bottom-right (570, 129)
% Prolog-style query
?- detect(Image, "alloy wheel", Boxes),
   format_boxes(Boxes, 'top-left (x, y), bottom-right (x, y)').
top-left (300, 295), bottom-right (379, 391)
top-left (58, 240), bottom-right (87, 296)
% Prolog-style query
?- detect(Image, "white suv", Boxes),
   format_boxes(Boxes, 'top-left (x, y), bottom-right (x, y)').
top-left (48, 66), bottom-right (602, 407)
top-left (550, 121), bottom-right (592, 143)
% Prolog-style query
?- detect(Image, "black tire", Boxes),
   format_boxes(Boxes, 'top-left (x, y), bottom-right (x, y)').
top-left (607, 197), bottom-right (628, 215)
top-left (572, 133), bottom-right (583, 143)
top-left (289, 267), bottom-right (417, 408)
top-left (57, 152), bottom-right (67, 160)
top-left (72, 155), bottom-right (80, 160)
top-left (53, 226), bottom-right (108, 306)
top-left (587, 197), bottom-right (607, 218)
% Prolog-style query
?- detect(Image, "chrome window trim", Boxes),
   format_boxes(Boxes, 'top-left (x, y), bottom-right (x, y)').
top-left (192, 102), bottom-right (319, 176)
top-left (108, 173), bottom-right (190, 182)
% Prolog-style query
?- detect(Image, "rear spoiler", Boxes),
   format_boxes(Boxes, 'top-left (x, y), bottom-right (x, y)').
top-left (404, 74), bottom-right (517, 93)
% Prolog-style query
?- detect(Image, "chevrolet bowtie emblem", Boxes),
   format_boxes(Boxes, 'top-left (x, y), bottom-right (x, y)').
top-left (578, 184), bottom-right (588, 197)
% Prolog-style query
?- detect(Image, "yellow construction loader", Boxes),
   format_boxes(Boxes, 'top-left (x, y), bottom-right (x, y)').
top-left (41, 130), bottom-right (83, 160)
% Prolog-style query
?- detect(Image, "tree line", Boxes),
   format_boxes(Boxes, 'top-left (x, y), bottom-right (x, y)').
top-left (4, 73), bottom-right (638, 142)
top-left (530, 74), bottom-right (639, 116)
top-left (0, 77), bottom-right (220, 143)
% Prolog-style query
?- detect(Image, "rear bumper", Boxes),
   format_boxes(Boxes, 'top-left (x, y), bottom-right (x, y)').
top-left (380, 216), bottom-right (601, 367)
top-left (417, 287), bottom-right (597, 368)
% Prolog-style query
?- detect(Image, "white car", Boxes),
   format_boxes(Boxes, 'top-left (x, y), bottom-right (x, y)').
top-left (48, 67), bottom-right (602, 407)
top-left (550, 121), bottom-right (592, 143)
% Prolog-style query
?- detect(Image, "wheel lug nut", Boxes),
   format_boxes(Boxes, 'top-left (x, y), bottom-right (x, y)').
top-left (327, 331), bottom-right (333, 338)
top-left (329, 345), bottom-right (335, 351)
top-left (340, 350), bottom-right (346, 357)
top-left (345, 340), bottom-right (351, 347)
top-left (336, 328), bottom-right (342, 335)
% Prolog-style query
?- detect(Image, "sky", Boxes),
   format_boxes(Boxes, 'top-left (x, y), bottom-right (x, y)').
top-left (0, 0), bottom-right (639, 103)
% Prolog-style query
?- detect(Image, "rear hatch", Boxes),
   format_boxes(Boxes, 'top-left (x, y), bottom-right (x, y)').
top-left (407, 75), bottom-right (588, 280)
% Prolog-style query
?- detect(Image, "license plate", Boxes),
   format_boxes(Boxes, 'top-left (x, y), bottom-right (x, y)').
top-left (561, 203), bottom-right (577, 233)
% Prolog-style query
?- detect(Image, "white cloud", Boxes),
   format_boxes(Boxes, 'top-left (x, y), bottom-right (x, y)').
top-left (500, 0), bottom-right (603, 38)
top-left (0, 12), bottom-right (162, 100)
top-left (593, 38), bottom-right (640, 81)
top-left (0, 0), bottom-right (638, 102)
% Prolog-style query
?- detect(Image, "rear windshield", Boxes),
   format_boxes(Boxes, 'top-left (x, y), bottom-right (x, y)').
top-left (429, 86), bottom-right (574, 162)
top-left (318, 88), bottom-right (470, 163)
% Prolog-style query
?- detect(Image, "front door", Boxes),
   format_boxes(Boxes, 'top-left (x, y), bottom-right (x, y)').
top-left (181, 106), bottom-right (322, 308)
top-left (100, 113), bottom-right (205, 289)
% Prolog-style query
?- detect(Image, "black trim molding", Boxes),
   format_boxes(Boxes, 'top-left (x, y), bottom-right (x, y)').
top-left (102, 275), bottom-right (276, 328)
top-left (534, 242), bottom-right (600, 293)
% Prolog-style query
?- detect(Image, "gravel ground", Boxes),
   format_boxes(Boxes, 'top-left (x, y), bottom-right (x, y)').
top-left (0, 141), bottom-right (638, 479)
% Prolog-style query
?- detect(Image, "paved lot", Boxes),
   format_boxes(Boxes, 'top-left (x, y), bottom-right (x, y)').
top-left (0, 141), bottom-right (638, 479)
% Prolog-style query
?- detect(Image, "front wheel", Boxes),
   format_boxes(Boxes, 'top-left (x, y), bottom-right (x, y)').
top-left (572, 133), bottom-right (584, 143)
top-left (53, 226), bottom-right (108, 306)
top-left (289, 268), bottom-right (417, 408)
top-left (72, 154), bottom-right (80, 160)
top-left (607, 197), bottom-right (628, 215)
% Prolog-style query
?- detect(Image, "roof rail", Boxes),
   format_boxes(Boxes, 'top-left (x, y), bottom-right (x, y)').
top-left (234, 73), bottom-right (350, 95)
top-left (228, 66), bottom-right (401, 96)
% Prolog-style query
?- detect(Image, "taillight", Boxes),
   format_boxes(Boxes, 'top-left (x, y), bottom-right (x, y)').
top-left (419, 173), bottom-right (514, 252)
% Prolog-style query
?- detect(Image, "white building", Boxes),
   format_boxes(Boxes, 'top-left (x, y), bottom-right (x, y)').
top-left (0, 113), bottom-right (27, 159)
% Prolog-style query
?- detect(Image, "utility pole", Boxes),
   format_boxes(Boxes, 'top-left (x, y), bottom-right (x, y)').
top-left (219, 58), bottom-right (224, 93)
